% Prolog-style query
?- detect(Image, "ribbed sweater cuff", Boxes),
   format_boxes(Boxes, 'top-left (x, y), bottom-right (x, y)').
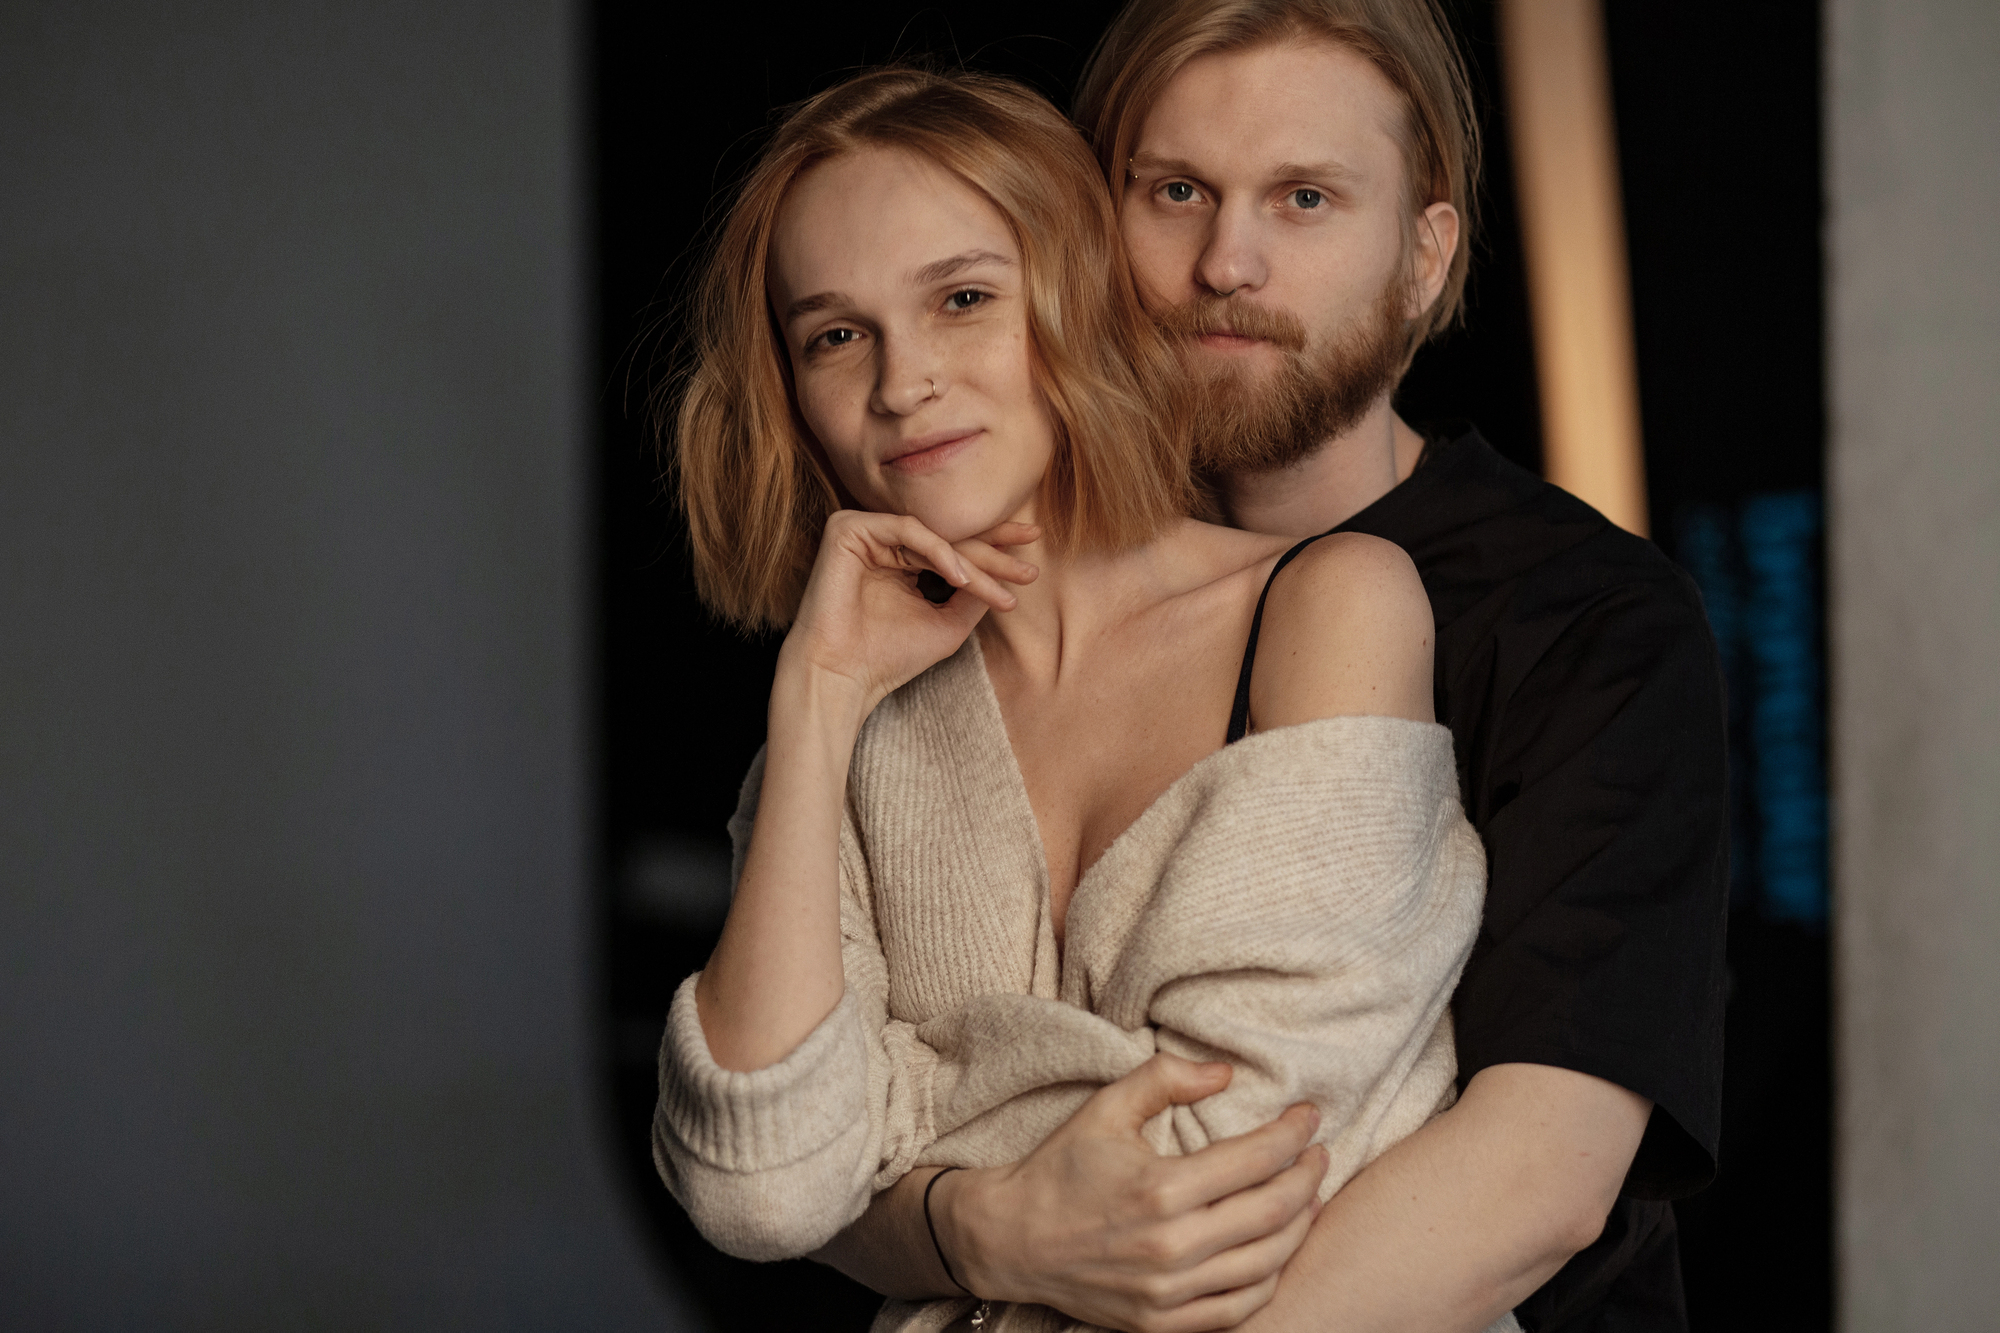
top-left (656, 973), bottom-right (869, 1173)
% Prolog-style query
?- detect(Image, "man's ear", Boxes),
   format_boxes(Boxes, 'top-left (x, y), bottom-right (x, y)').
top-left (1408, 200), bottom-right (1462, 319)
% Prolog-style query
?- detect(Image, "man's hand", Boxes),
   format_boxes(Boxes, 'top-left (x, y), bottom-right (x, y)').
top-left (934, 1054), bottom-right (1328, 1333)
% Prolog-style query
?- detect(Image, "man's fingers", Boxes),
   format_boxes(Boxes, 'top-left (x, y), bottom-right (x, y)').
top-left (1085, 1054), bottom-right (1233, 1134)
top-left (1171, 1143), bottom-right (1326, 1267)
top-left (1125, 1100), bottom-right (1318, 1223)
top-left (1184, 1153), bottom-right (1323, 1282)
top-left (1139, 1272), bottom-right (1284, 1333)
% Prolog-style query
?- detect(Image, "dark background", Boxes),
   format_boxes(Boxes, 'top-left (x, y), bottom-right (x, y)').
top-left (590, 3), bottom-right (1828, 1328)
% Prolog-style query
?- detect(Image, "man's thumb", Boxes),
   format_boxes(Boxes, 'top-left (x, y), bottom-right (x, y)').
top-left (1093, 1053), bottom-right (1232, 1131)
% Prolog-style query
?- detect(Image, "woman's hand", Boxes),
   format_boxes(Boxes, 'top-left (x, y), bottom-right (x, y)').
top-left (782, 511), bottom-right (1039, 714)
top-left (695, 512), bottom-right (1037, 1074)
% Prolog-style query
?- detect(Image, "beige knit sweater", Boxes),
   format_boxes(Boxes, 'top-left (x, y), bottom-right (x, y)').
top-left (654, 637), bottom-right (1506, 1333)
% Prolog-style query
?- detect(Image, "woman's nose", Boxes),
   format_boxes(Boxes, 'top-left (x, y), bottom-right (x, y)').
top-left (872, 338), bottom-right (944, 416)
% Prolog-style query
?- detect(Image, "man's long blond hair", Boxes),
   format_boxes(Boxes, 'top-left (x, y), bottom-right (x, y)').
top-left (1076, 0), bottom-right (1482, 364)
top-left (665, 68), bottom-right (1193, 632)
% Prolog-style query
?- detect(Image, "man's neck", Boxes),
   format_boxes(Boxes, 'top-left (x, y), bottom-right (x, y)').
top-left (1218, 400), bottom-right (1428, 539)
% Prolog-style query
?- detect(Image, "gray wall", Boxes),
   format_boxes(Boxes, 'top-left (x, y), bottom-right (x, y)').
top-left (1829, 0), bottom-right (2000, 1326)
top-left (0, 3), bottom-right (698, 1328)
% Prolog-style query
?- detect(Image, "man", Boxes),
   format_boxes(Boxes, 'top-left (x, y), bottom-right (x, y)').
top-left (816, 1), bottom-right (1728, 1328)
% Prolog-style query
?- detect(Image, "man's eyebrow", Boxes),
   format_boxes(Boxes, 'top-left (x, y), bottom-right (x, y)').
top-left (783, 290), bottom-right (850, 323)
top-left (909, 249), bottom-right (1013, 285)
top-left (1271, 159), bottom-right (1364, 185)
top-left (1127, 152), bottom-right (1204, 178)
top-left (1126, 152), bottom-right (1364, 186)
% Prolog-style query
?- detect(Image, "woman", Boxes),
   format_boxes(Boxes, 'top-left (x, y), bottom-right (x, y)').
top-left (652, 67), bottom-right (1492, 1333)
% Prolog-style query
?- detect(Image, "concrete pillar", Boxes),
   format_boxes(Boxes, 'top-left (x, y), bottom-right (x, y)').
top-left (1828, 0), bottom-right (2000, 1325)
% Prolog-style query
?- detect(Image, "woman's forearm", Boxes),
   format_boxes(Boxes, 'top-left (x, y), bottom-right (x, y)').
top-left (694, 655), bottom-right (871, 1071)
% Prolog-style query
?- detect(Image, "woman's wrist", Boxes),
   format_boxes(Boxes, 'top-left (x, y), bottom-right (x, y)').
top-left (768, 648), bottom-right (875, 754)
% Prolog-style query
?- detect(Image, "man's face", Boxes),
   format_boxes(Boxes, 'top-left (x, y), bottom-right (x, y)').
top-left (1121, 40), bottom-right (1420, 473)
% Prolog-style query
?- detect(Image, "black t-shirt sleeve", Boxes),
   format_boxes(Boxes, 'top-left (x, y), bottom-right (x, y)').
top-left (1451, 570), bottom-right (1730, 1200)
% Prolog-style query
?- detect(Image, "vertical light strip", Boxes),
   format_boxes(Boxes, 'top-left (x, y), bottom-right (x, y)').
top-left (1499, 0), bottom-right (1649, 535)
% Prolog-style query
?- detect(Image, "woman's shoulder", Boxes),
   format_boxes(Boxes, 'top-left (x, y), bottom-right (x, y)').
top-left (1153, 516), bottom-right (1293, 590)
top-left (1250, 531), bottom-right (1435, 730)
top-left (1269, 531), bottom-right (1427, 616)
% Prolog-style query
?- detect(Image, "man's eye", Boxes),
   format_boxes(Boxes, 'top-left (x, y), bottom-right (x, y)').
top-left (1291, 188), bottom-right (1324, 209)
top-left (1163, 181), bottom-right (1197, 204)
top-left (945, 290), bottom-right (987, 311)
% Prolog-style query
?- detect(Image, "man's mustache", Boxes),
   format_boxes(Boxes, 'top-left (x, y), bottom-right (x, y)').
top-left (1153, 296), bottom-right (1310, 353)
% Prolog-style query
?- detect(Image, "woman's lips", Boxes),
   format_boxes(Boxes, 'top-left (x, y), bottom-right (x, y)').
top-left (883, 430), bottom-right (981, 475)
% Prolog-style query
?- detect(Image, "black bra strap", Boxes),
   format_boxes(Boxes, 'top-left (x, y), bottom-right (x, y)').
top-left (1225, 531), bottom-right (1339, 744)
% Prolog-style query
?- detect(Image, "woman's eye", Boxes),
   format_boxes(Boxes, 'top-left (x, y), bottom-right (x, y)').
top-left (1291, 188), bottom-right (1324, 209)
top-left (813, 328), bottom-right (858, 351)
top-left (1163, 181), bottom-right (1197, 204)
top-left (944, 289), bottom-right (987, 311)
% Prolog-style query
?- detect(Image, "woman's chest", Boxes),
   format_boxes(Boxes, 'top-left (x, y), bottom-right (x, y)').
top-left (989, 627), bottom-right (1246, 932)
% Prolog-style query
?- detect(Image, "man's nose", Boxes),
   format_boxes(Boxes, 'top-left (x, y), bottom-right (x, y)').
top-left (1194, 201), bottom-right (1268, 297)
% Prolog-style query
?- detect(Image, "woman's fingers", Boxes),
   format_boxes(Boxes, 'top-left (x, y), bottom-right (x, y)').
top-left (955, 537), bottom-right (1039, 591)
top-left (823, 510), bottom-right (1037, 613)
top-left (861, 513), bottom-right (970, 586)
top-left (974, 520), bottom-right (1042, 549)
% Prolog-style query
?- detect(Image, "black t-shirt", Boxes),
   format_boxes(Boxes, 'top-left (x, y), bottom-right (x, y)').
top-left (1335, 428), bottom-right (1729, 1332)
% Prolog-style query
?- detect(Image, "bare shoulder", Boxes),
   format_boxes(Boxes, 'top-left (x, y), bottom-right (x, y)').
top-left (1249, 531), bottom-right (1435, 729)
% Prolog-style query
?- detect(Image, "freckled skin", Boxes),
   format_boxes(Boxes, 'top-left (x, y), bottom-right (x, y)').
top-left (769, 148), bottom-right (1055, 544)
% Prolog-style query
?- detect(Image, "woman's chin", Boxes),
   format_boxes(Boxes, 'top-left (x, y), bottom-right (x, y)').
top-left (892, 502), bottom-right (1019, 547)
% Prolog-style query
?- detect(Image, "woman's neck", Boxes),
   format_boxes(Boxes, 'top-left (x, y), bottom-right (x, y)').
top-left (975, 537), bottom-right (1137, 689)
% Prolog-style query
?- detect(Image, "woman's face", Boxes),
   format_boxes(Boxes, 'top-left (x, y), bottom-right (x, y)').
top-left (768, 147), bottom-right (1055, 542)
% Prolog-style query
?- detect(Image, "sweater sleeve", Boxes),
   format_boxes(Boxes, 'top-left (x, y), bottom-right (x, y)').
top-left (1093, 718), bottom-right (1487, 1196)
top-left (886, 718), bottom-right (1488, 1203)
top-left (650, 748), bottom-right (947, 1261)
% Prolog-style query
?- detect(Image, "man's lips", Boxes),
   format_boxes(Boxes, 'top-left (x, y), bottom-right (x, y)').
top-left (883, 429), bottom-right (981, 475)
top-left (1195, 330), bottom-right (1272, 349)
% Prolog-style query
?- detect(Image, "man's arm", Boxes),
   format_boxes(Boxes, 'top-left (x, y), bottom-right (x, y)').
top-left (815, 1058), bottom-right (1645, 1333)
top-left (1236, 1062), bottom-right (1651, 1332)
top-left (813, 1055), bottom-right (1329, 1333)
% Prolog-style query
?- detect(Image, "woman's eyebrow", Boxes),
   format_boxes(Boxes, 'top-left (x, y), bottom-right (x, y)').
top-left (782, 250), bottom-right (1013, 324)
top-left (783, 290), bottom-right (849, 323)
top-left (908, 249), bottom-right (1013, 285)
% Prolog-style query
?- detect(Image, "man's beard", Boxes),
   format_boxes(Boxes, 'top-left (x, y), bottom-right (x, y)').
top-left (1155, 278), bottom-right (1408, 475)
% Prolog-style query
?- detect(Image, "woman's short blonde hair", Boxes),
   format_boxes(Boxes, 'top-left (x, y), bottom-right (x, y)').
top-left (666, 67), bottom-right (1193, 632)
